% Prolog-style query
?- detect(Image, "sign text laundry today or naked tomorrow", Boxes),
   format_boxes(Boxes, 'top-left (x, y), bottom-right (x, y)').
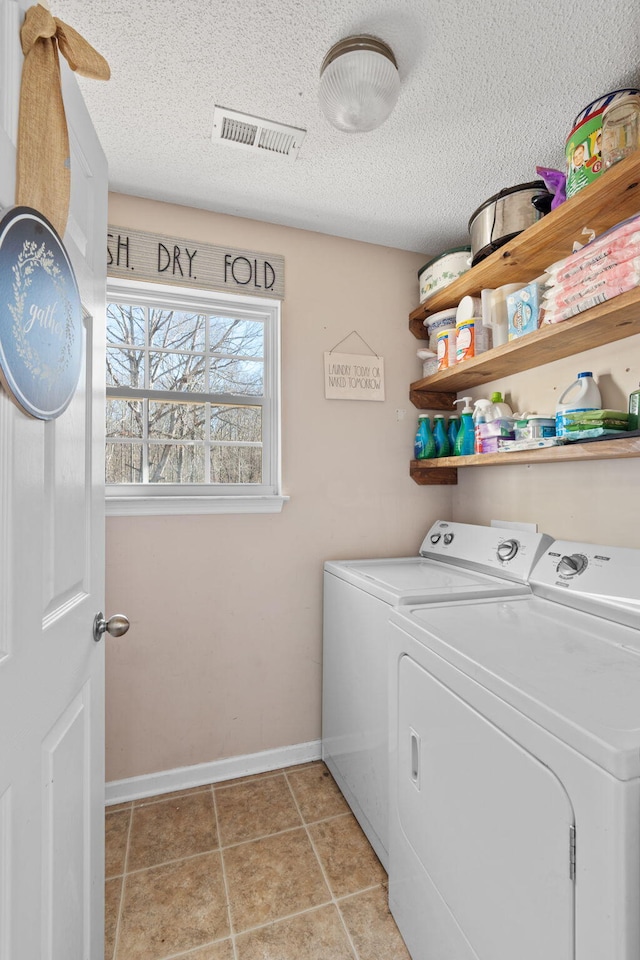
top-left (324, 352), bottom-right (385, 401)
top-left (107, 226), bottom-right (284, 299)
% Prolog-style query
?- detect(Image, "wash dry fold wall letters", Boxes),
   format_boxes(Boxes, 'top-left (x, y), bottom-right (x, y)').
top-left (107, 226), bottom-right (284, 299)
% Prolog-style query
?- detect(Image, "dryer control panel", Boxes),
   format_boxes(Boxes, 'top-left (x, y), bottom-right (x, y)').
top-left (531, 540), bottom-right (640, 627)
top-left (419, 521), bottom-right (553, 583)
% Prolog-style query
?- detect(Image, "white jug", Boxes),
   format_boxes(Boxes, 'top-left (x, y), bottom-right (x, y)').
top-left (555, 372), bottom-right (602, 437)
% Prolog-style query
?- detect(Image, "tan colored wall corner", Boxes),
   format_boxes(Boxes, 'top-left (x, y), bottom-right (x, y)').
top-left (105, 193), bottom-right (450, 782)
top-left (451, 335), bottom-right (640, 545)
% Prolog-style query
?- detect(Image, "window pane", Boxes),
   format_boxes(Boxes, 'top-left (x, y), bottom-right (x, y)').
top-left (105, 291), bottom-right (279, 494)
top-left (106, 399), bottom-right (143, 438)
top-left (211, 405), bottom-right (262, 442)
top-left (106, 303), bottom-right (145, 346)
top-left (106, 443), bottom-right (142, 483)
top-left (148, 444), bottom-right (205, 483)
top-left (210, 317), bottom-right (264, 358)
top-left (211, 446), bottom-right (262, 484)
top-left (149, 401), bottom-right (205, 440)
top-left (150, 309), bottom-right (206, 350)
top-left (107, 348), bottom-right (145, 388)
top-left (210, 358), bottom-right (263, 396)
top-left (149, 351), bottom-right (206, 392)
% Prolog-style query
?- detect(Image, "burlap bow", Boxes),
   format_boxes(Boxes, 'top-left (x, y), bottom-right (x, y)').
top-left (16, 4), bottom-right (110, 238)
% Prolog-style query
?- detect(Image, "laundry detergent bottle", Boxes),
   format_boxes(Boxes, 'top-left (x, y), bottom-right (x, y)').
top-left (453, 397), bottom-right (476, 456)
top-left (555, 372), bottom-right (601, 438)
top-left (489, 391), bottom-right (513, 419)
top-left (447, 415), bottom-right (460, 450)
top-left (414, 413), bottom-right (436, 459)
top-left (433, 414), bottom-right (451, 457)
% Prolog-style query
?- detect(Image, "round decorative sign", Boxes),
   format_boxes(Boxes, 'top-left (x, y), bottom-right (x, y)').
top-left (0, 206), bottom-right (83, 419)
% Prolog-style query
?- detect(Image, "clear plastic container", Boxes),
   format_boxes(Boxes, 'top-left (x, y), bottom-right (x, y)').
top-left (423, 309), bottom-right (457, 352)
top-left (602, 93), bottom-right (640, 169)
top-left (436, 328), bottom-right (456, 371)
top-left (481, 283), bottom-right (526, 347)
top-left (416, 348), bottom-right (438, 378)
top-left (455, 318), bottom-right (492, 363)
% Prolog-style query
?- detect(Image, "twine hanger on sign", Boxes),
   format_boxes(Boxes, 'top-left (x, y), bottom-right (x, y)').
top-left (16, 3), bottom-right (110, 238)
top-left (328, 330), bottom-right (380, 358)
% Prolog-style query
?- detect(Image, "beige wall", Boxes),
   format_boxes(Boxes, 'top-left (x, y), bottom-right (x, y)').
top-left (106, 196), bottom-right (640, 784)
top-left (105, 193), bottom-right (450, 782)
top-left (451, 334), bottom-right (640, 545)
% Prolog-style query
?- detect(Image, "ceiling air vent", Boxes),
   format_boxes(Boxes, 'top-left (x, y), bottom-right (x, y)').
top-left (212, 107), bottom-right (306, 160)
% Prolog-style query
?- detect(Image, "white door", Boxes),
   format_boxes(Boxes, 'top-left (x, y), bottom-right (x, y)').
top-left (0, 3), bottom-right (108, 958)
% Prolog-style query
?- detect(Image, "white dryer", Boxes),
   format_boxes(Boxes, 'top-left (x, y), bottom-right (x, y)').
top-left (322, 520), bottom-right (552, 869)
top-left (389, 539), bottom-right (640, 960)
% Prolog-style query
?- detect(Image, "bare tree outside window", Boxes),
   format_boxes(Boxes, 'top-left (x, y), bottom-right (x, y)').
top-left (106, 299), bottom-right (266, 485)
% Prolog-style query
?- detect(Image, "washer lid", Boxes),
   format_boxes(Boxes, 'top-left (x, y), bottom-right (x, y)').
top-left (392, 595), bottom-right (640, 779)
top-left (324, 556), bottom-right (531, 606)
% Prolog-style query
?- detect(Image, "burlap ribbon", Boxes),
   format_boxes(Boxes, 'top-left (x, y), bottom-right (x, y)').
top-left (16, 4), bottom-right (110, 238)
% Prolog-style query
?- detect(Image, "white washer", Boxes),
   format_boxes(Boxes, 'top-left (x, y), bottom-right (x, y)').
top-left (322, 520), bottom-right (552, 869)
top-left (389, 539), bottom-right (640, 960)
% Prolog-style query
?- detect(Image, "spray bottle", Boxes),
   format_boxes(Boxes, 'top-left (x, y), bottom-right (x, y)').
top-left (474, 410), bottom-right (486, 454)
top-left (453, 397), bottom-right (476, 456)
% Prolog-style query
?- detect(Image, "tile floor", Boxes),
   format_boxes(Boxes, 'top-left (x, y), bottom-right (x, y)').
top-left (105, 760), bottom-right (411, 960)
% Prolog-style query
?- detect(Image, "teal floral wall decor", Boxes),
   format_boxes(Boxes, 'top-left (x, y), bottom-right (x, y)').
top-left (0, 206), bottom-right (82, 419)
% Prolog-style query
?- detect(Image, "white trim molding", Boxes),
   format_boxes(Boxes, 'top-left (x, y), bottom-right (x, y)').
top-left (105, 739), bottom-right (322, 805)
top-left (106, 493), bottom-right (289, 517)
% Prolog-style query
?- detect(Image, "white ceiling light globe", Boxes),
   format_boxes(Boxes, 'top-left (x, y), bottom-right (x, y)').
top-left (319, 36), bottom-right (400, 133)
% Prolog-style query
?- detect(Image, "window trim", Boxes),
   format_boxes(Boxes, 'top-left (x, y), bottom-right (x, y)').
top-left (105, 278), bottom-right (285, 516)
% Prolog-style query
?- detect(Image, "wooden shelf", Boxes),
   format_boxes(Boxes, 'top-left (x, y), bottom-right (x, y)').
top-left (407, 153), bottom-right (640, 484)
top-left (410, 435), bottom-right (640, 485)
top-left (409, 151), bottom-right (640, 338)
top-left (410, 286), bottom-right (640, 407)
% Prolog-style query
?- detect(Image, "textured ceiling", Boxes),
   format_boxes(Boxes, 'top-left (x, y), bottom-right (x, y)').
top-left (53, 0), bottom-right (640, 255)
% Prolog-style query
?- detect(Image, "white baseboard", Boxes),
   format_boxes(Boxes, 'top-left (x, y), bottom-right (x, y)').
top-left (105, 739), bottom-right (322, 806)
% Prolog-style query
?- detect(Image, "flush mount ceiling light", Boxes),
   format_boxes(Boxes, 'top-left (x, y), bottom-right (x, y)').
top-left (319, 35), bottom-right (400, 133)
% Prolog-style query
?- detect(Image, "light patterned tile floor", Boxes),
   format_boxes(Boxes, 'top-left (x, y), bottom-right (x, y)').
top-left (105, 761), bottom-right (411, 960)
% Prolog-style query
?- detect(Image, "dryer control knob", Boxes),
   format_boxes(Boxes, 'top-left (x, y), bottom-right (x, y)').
top-left (497, 539), bottom-right (519, 562)
top-left (430, 534), bottom-right (441, 544)
top-left (443, 533), bottom-right (454, 545)
top-left (557, 554), bottom-right (588, 577)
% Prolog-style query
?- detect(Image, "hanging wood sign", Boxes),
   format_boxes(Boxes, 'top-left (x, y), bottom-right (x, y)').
top-left (324, 351), bottom-right (385, 401)
top-left (0, 206), bottom-right (83, 419)
top-left (107, 226), bottom-right (285, 299)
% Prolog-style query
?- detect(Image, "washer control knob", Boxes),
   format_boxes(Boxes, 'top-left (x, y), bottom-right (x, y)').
top-left (497, 539), bottom-right (519, 562)
top-left (443, 533), bottom-right (454, 545)
top-left (557, 554), bottom-right (588, 577)
top-left (430, 534), bottom-right (441, 544)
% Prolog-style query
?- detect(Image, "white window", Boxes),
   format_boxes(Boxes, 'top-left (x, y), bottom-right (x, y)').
top-left (105, 278), bottom-right (284, 516)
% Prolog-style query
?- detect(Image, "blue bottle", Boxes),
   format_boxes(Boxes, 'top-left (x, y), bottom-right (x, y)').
top-left (453, 397), bottom-right (476, 456)
top-left (433, 415), bottom-right (451, 458)
top-left (447, 415), bottom-right (460, 451)
top-left (414, 414), bottom-right (436, 459)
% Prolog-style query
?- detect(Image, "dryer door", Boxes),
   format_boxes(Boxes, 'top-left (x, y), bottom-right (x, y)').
top-left (397, 655), bottom-right (574, 960)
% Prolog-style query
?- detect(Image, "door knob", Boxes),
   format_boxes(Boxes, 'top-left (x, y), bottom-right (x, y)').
top-left (93, 612), bottom-right (130, 642)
